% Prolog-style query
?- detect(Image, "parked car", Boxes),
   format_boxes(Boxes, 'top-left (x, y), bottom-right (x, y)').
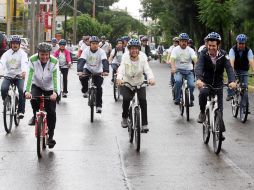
top-left (0, 32), bottom-right (8, 57)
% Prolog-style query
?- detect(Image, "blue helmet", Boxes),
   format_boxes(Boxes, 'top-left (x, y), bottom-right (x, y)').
top-left (89, 36), bottom-right (100, 43)
top-left (127, 38), bottom-right (141, 49)
top-left (122, 36), bottom-right (130, 42)
top-left (236, 34), bottom-right (247, 43)
top-left (51, 38), bottom-right (58, 43)
top-left (116, 38), bottom-right (124, 43)
top-left (206, 32), bottom-right (221, 42)
top-left (179, 33), bottom-right (189, 40)
top-left (10, 35), bottom-right (21, 44)
top-left (59, 39), bottom-right (66, 45)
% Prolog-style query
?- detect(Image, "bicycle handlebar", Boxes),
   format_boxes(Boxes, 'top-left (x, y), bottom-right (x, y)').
top-left (0, 75), bottom-right (23, 80)
top-left (123, 81), bottom-right (148, 89)
top-left (31, 96), bottom-right (51, 100)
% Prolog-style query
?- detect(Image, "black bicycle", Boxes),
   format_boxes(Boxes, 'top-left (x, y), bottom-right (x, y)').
top-left (124, 81), bottom-right (148, 152)
top-left (0, 75), bottom-right (21, 133)
top-left (113, 72), bottom-right (120, 102)
top-left (178, 77), bottom-right (191, 121)
top-left (231, 74), bottom-right (253, 123)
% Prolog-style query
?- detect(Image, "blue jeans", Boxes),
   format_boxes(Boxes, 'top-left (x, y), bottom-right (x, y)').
top-left (227, 70), bottom-right (248, 97)
top-left (174, 70), bottom-right (195, 102)
top-left (1, 78), bottom-right (25, 113)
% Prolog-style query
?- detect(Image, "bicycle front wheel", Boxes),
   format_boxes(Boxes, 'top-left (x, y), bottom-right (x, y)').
top-left (128, 108), bottom-right (134, 143)
top-left (231, 94), bottom-right (239, 118)
top-left (240, 92), bottom-right (249, 123)
top-left (14, 97), bottom-right (20, 126)
top-left (203, 109), bottom-right (210, 144)
top-left (213, 110), bottom-right (223, 154)
top-left (90, 89), bottom-right (95, 123)
top-left (179, 90), bottom-right (184, 116)
top-left (134, 107), bottom-right (141, 152)
top-left (113, 79), bottom-right (120, 102)
top-left (185, 89), bottom-right (190, 121)
top-left (37, 117), bottom-right (44, 158)
top-left (3, 96), bottom-right (13, 133)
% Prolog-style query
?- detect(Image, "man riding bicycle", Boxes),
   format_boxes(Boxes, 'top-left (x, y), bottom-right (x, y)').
top-left (24, 42), bottom-right (60, 148)
top-left (170, 33), bottom-right (197, 106)
top-left (226, 34), bottom-right (254, 101)
top-left (195, 32), bottom-right (236, 139)
top-left (77, 36), bottom-right (109, 113)
top-left (0, 35), bottom-right (28, 119)
top-left (117, 38), bottom-right (155, 132)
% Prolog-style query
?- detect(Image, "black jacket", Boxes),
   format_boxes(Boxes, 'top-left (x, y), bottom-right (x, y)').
top-left (195, 48), bottom-right (235, 87)
top-left (142, 45), bottom-right (151, 57)
top-left (232, 45), bottom-right (250, 71)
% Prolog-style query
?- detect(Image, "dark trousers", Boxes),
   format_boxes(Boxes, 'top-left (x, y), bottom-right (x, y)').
top-left (82, 69), bottom-right (104, 107)
top-left (121, 86), bottom-right (148, 126)
top-left (199, 87), bottom-right (223, 113)
top-left (60, 67), bottom-right (69, 93)
top-left (30, 85), bottom-right (56, 139)
top-left (1, 78), bottom-right (25, 113)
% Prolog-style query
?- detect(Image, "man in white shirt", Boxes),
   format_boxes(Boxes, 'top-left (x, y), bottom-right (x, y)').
top-left (99, 36), bottom-right (111, 58)
top-left (0, 35), bottom-right (28, 119)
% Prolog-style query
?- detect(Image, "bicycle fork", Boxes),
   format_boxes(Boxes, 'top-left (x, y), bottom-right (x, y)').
top-left (130, 93), bottom-right (142, 130)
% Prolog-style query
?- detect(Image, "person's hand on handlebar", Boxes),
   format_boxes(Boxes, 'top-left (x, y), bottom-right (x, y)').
top-left (196, 79), bottom-right (204, 89)
top-left (148, 78), bottom-right (155, 86)
top-left (101, 72), bottom-right (109, 76)
top-left (228, 82), bottom-right (237, 89)
top-left (25, 92), bottom-right (32, 99)
top-left (50, 92), bottom-right (58, 101)
top-left (116, 79), bottom-right (124, 86)
top-left (77, 72), bottom-right (83, 77)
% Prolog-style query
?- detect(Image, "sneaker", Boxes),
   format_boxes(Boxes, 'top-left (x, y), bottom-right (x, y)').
top-left (96, 107), bottom-right (102, 113)
top-left (28, 116), bottom-right (35, 125)
top-left (141, 125), bottom-right (149, 133)
top-left (197, 112), bottom-right (206, 123)
top-left (189, 101), bottom-right (194, 107)
top-left (62, 92), bottom-right (67, 98)
top-left (121, 118), bottom-right (128, 128)
top-left (226, 95), bottom-right (233, 101)
top-left (83, 92), bottom-right (88, 98)
top-left (47, 138), bottom-right (56, 149)
top-left (18, 112), bottom-right (24, 119)
top-left (174, 100), bottom-right (180, 105)
top-left (222, 134), bottom-right (226, 141)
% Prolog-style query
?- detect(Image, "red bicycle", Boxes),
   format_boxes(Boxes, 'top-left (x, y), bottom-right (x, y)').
top-left (33, 96), bottom-right (50, 158)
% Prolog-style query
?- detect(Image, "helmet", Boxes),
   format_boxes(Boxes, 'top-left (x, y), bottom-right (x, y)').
top-left (188, 38), bottom-right (193, 44)
top-left (37, 42), bottom-right (52, 52)
top-left (89, 36), bottom-right (100, 43)
top-left (59, 39), bottom-right (66, 46)
top-left (51, 38), bottom-right (58, 43)
top-left (127, 38), bottom-right (141, 49)
top-left (10, 35), bottom-right (21, 44)
top-left (173, 37), bottom-right (179, 42)
top-left (116, 38), bottom-right (124, 43)
top-left (206, 32), bottom-right (221, 42)
top-left (101, 35), bottom-right (106, 39)
top-left (121, 36), bottom-right (130, 42)
top-left (131, 34), bottom-right (139, 39)
top-left (236, 34), bottom-right (247, 43)
top-left (141, 36), bottom-right (148, 41)
top-left (178, 33), bottom-right (189, 40)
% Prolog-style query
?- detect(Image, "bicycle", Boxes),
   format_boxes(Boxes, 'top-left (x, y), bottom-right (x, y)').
top-left (32, 96), bottom-right (50, 159)
top-left (202, 84), bottom-right (225, 154)
top-left (124, 81), bottom-right (148, 152)
top-left (178, 77), bottom-right (191, 121)
top-left (231, 74), bottom-right (252, 123)
top-left (113, 72), bottom-right (120, 102)
top-left (0, 75), bottom-right (22, 133)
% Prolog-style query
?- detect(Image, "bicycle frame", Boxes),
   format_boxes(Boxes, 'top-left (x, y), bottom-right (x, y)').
top-left (206, 93), bottom-right (219, 130)
top-left (130, 91), bottom-right (141, 131)
top-left (35, 97), bottom-right (48, 138)
top-left (181, 78), bottom-right (190, 106)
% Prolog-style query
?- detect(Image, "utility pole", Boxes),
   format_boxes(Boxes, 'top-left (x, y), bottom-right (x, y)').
top-left (30, 0), bottom-right (36, 54)
top-left (73, 0), bottom-right (77, 44)
top-left (64, 0), bottom-right (67, 39)
top-left (92, 0), bottom-right (96, 18)
top-left (6, 0), bottom-right (11, 35)
top-left (52, 0), bottom-right (57, 39)
top-left (36, 0), bottom-right (41, 43)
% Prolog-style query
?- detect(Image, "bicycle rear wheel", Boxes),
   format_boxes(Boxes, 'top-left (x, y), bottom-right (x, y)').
top-left (3, 96), bottom-right (13, 133)
top-left (213, 110), bottom-right (223, 154)
top-left (90, 89), bottom-right (95, 123)
top-left (231, 94), bottom-right (239, 118)
top-left (134, 107), bottom-right (141, 152)
top-left (14, 97), bottom-right (20, 126)
top-left (240, 92), bottom-right (249, 123)
top-left (203, 109), bottom-right (210, 144)
top-left (179, 90), bottom-right (184, 116)
top-left (185, 89), bottom-right (190, 121)
top-left (37, 117), bottom-right (44, 158)
top-left (128, 108), bottom-right (134, 143)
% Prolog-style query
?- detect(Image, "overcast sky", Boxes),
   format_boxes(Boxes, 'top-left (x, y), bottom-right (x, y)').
top-left (111, 0), bottom-right (143, 19)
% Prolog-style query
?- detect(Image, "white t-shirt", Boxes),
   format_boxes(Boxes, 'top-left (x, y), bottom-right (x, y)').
top-left (58, 52), bottom-right (67, 68)
top-left (99, 41), bottom-right (111, 54)
top-left (170, 46), bottom-right (197, 70)
top-left (110, 49), bottom-right (124, 65)
top-left (80, 43), bottom-right (89, 51)
top-left (80, 48), bottom-right (107, 73)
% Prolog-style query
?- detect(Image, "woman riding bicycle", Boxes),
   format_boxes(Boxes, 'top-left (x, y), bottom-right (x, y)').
top-left (24, 42), bottom-right (60, 149)
top-left (0, 35), bottom-right (28, 119)
top-left (117, 38), bottom-right (155, 132)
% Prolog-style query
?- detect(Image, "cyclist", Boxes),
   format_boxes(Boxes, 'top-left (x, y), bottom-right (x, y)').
top-left (140, 36), bottom-right (151, 58)
top-left (188, 38), bottom-right (197, 52)
top-left (99, 36), bottom-right (112, 58)
top-left (195, 32), bottom-right (236, 132)
top-left (53, 39), bottom-right (72, 98)
top-left (77, 36), bottom-right (109, 113)
top-left (226, 34), bottom-right (254, 101)
top-left (77, 35), bottom-right (90, 58)
top-left (116, 38), bottom-right (155, 132)
top-left (156, 43), bottom-right (165, 63)
top-left (50, 38), bottom-right (59, 54)
top-left (0, 35), bottom-right (28, 119)
top-left (170, 33), bottom-right (197, 106)
top-left (109, 38), bottom-right (125, 82)
top-left (24, 42), bottom-right (60, 148)
top-left (122, 36), bottom-right (130, 52)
